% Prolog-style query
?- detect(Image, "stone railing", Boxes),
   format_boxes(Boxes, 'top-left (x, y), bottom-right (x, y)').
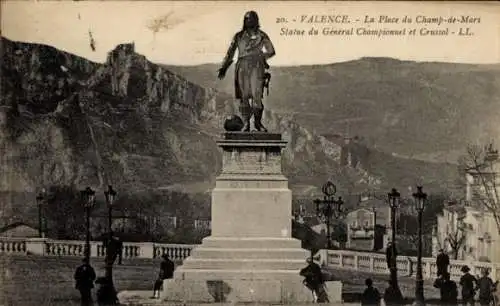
top-left (0, 237), bottom-right (195, 260)
top-left (319, 249), bottom-right (500, 281)
top-left (0, 237), bottom-right (27, 254)
top-left (3, 237), bottom-right (498, 282)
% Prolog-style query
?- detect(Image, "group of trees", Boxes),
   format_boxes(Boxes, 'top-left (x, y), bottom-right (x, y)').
top-left (34, 185), bottom-right (210, 243)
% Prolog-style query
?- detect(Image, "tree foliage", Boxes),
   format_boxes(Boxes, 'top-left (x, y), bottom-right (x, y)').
top-left (43, 184), bottom-right (87, 239)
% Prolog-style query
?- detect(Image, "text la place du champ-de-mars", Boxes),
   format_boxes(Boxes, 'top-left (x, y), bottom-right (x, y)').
top-left (279, 14), bottom-right (481, 37)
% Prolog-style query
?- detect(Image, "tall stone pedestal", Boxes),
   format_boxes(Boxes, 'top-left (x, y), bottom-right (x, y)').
top-left (162, 133), bottom-right (314, 303)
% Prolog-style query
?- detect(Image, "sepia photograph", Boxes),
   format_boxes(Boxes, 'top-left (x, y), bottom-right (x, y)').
top-left (1, 1), bottom-right (500, 305)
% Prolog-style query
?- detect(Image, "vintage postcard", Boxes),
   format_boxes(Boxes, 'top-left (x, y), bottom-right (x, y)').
top-left (1, 1), bottom-right (500, 305)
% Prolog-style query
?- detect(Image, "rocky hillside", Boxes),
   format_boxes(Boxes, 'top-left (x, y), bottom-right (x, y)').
top-left (1, 37), bottom-right (385, 224)
top-left (166, 59), bottom-right (500, 162)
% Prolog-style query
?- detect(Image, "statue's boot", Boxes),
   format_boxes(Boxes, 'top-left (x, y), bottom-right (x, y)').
top-left (240, 106), bottom-right (251, 132)
top-left (253, 107), bottom-right (268, 132)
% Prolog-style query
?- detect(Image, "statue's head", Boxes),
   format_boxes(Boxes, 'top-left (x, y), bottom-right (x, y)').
top-left (243, 11), bottom-right (260, 30)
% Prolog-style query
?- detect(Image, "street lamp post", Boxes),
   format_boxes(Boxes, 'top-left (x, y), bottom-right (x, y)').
top-left (388, 188), bottom-right (403, 301)
top-left (413, 186), bottom-right (427, 306)
top-left (104, 185), bottom-right (116, 242)
top-left (104, 185), bottom-right (118, 303)
top-left (372, 206), bottom-right (377, 251)
top-left (81, 187), bottom-right (96, 262)
top-left (314, 181), bottom-right (344, 249)
top-left (36, 189), bottom-right (46, 238)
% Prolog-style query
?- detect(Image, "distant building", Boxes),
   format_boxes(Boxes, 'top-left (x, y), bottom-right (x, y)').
top-left (433, 201), bottom-right (499, 262)
top-left (346, 197), bottom-right (391, 251)
top-left (0, 222), bottom-right (40, 238)
top-left (432, 145), bottom-right (500, 263)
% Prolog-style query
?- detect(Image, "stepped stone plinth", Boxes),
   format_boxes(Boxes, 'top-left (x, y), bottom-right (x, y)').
top-left (162, 132), bottom-right (341, 303)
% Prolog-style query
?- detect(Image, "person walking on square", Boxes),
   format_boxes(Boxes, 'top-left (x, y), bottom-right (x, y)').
top-left (300, 257), bottom-right (329, 303)
top-left (434, 272), bottom-right (458, 305)
top-left (476, 269), bottom-right (495, 306)
top-left (361, 278), bottom-right (381, 306)
top-left (383, 279), bottom-right (402, 306)
top-left (460, 265), bottom-right (477, 306)
top-left (151, 254), bottom-right (175, 299)
top-left (437, 249), bottom-right (450, 278)
top-left (74, 258), bottom-right (97, 306)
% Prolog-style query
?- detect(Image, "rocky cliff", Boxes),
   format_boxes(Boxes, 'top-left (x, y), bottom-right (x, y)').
top-left (1, 37), bottom-right (376, 223)
top-left (168, 60), bottom-right (500, 162)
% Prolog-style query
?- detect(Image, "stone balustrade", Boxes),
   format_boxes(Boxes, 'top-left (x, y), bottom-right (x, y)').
top-left (0, 237), bottom-right (27, 254)
top-left (0, 237), bottom-right (195, 260)
top-left (2, 237), bottom-right (499, 282)
top-left (320, 249), bottom-right (500, 281)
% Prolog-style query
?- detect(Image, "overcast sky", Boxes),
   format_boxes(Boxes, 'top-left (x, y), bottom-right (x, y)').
top-left (2, 1), bottom-right (499, 66)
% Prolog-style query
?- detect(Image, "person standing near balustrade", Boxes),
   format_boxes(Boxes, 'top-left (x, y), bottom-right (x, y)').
top-left (385, 242), bottom-right (397, 270)
top-left (151, 254), bottom-right (175, 299)
top-left (476, 269), bottom-right (495, 306)
top-left (437, 249), bottom-right (450, 277)
top-left (361, 278), bottom-right (381, 306)
top-left (460, 265), bottom-right (477, 306)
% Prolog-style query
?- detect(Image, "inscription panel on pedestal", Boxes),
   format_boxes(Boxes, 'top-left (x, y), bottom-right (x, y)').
top-left (217, 179), bottom-right (287, 189)
top-left (222, 148), bottom-right (282, 175)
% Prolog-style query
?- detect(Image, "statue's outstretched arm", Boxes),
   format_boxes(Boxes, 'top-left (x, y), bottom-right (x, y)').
top-left (222, 34), bottom-right (238, 69)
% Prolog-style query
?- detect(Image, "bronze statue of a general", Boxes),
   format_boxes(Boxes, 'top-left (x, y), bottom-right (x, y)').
top-left (218, 11), bottom-right (276, 132)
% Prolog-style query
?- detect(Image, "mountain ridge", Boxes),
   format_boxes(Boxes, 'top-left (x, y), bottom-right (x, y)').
top-left (163, 59), bottom-right (500, 161)
top-left (1, 37), bottom-right (382, 223)
top-left (0, 37), bottom-right (461, 226)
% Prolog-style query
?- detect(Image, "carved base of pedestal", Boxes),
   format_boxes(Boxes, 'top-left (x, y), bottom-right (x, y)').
top-left (162, 277), bottom-right (316, 303)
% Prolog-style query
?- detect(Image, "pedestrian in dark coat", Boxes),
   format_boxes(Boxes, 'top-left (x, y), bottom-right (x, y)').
top-left (361, 278), bottom-right (381, 306)
top-left (434, 272), bottom-right (458, 305)
top-left (300, 257), bottom-right (329, 302)
top-left (152, 254), bottom-right (175, 299)
top-left (383, 279), bottom-right (403, 305)
top-left (460, 265), bottom-right (477, 306)
top-left (74, 258), bottom-right (97, 306)
top-left (476, 269), bottom-right (495, 306)
top-left (436, 249), bottom-right (450, 277)
top-left (386, 242), bottom-right (397, 270)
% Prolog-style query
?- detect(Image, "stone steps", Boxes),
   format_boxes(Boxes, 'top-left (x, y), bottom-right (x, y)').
top-left (180, 257), bottom-right (306, 271)
top-left (191, 247), bottom-right (309, 260)
top-left (174, 268), bottom-right (304, 280)
top-left (200, 237), bottom-right (303, 249)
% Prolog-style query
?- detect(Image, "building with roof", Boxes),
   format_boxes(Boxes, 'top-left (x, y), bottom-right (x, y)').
top-left (345, 197), bottom-right (392, 251)
top-left (433, 201), bottom-right (499, 262)
top-left (0, 222), bottom-right (40, 238)
top-left (432, 145), bottom-right (500, 263)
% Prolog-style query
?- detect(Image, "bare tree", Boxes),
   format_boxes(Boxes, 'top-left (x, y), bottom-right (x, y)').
top-left (432, 222), bottom-right (467, 260)
top-left (446, 224), bottom-right (467, 260)
top-left (460, 143), bottom-right (500, 235)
